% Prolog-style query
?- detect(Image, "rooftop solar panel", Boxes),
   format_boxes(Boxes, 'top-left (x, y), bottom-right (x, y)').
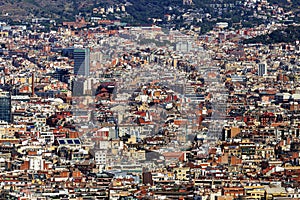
top-left (67, 140), bottom-right (73, 144)
top-left (74, 139), bottom-right (81, 144)
top-left (59, 140), bottom-right (66, 144)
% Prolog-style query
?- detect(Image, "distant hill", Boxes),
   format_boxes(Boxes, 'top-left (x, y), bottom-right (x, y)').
top-left (243, 25), bottom-right (300, 45)
top-left (0, 0), bottom-right (240, 23)
top-left (124, 0), bottom-right (182, 24)
top-left (1, 0), bottom-right (300, 31)
top-left (0, 0), bottom-right (100, 22)
top-left (1, 0), bottom-right (180, 23)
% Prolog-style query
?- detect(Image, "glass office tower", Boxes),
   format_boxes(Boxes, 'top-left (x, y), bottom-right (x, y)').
top-left (0, 91), bottom-right (11, 123)
top-left (74, 48), bottom-right (90, 76)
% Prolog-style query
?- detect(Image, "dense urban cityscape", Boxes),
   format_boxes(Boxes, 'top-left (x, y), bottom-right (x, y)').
top-left (0, 0), bottom-right (300, 199)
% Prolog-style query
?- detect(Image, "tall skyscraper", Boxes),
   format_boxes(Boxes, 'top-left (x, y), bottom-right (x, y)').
top-left (258, 62), bottom-right (267, 76)
top-left (74, 48), bottom-right (90, 76)
top-left (0, 91), bottom-right (11, 123)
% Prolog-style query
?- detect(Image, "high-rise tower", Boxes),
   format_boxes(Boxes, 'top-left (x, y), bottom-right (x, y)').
top-left (258, 62), bottom-right (267, 76)
top-left (74, 48), bottom-right (90, 76)
top-left (0, 91), bottom-right (11, 123)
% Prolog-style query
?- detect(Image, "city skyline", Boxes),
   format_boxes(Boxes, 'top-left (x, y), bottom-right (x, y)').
top-left (0, 0), bottom-right (299, 199)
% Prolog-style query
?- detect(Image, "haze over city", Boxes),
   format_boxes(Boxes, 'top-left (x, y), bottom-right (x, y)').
top-left (0, 0), bottom-right (300, 199)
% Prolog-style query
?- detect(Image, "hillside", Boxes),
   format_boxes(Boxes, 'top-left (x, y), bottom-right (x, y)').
top-left (0, 0), bottom-right (99, 22)
top-left (243, 25), bottom-right (300, 45)
top-left (0, 0), bottom-right (246, 23)
top-left (1, 0), bottom-right (300, 32)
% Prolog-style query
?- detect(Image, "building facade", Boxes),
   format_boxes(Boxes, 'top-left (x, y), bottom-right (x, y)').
top-left (0, 91), bottom-right (11, 123)
top-left (258, 62), bottom-right (267, 76)
top-left (74, 48), bottom-right (90, 76)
